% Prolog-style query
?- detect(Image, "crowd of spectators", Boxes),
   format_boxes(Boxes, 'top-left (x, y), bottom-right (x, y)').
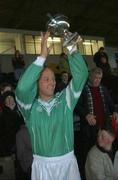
top-left (0, 46), bottom-right (118, 180)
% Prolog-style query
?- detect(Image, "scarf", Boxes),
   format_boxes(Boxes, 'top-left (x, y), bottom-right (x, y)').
top-left (85, 84), bottom-right (106, 115)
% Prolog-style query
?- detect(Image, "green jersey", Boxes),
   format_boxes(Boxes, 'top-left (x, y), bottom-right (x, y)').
top-left (15, 51), bottom-right (88, 157)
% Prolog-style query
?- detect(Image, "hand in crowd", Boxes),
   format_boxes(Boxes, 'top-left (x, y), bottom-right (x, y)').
top-left (86, 114), bottom-right (96, 126)
top-left (112, 112), bottom-right (118, 122)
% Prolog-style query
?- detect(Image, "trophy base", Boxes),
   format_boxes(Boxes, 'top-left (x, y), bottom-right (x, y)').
top-left (63, 32), bottom-right (78, 47)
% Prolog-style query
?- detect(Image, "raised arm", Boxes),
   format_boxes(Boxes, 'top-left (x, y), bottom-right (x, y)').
top-left (15, 32), bottom-right (51, 121)
top-left (65, 48), bottom-right (88, 111)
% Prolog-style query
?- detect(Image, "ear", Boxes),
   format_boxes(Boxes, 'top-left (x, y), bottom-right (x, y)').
top-left (98, 129), bottom-right (102, 135)
top-left (110, 135), bottom-right (115, 143)
top-left (107, 133), bottom-right (115, 144)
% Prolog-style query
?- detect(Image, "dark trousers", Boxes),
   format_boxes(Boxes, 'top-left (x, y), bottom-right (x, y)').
top-left (74, 126), bottom-right (98, 180)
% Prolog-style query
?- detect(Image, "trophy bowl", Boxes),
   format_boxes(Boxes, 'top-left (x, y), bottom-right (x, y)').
top-left (46, 13), bottom-right (80, 47)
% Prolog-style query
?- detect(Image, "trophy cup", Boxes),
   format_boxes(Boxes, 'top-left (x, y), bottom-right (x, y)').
top-left (46, 13), bottom-right (81, 48)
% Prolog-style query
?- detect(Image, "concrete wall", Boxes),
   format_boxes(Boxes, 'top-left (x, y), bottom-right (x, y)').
top-left (0, 55), bottom-right (61, 73)
top-left (0, 49), bottom-right (117, 73)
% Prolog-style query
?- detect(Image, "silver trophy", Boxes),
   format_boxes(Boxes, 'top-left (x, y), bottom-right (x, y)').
top-left (46, 13), bottom-right (80, 48)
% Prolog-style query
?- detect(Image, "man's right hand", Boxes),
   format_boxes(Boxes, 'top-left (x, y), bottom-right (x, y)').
top-left (86, 114), bottom-right (96, 126)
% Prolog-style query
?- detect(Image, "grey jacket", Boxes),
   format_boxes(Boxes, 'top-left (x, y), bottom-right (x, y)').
top-left (85, 145), bottom-right (118, 180)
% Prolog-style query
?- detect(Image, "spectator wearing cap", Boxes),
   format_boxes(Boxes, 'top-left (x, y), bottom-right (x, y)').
top-left (93, 47), bottom-right (111, 78)
top-left (0, 91), bottom-right (23, 156)
top-left (0, 82), bottom-right (14, 113)
top-left (0, 91), bottom-right (24, 179)
top-left (93, 47), bottom-right (109, 67)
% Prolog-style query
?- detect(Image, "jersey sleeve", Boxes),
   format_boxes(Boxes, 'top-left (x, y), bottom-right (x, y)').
top-left (65, 51), bottom-right (88, 111)
top-left (15, 56), bottom-right (45, 122)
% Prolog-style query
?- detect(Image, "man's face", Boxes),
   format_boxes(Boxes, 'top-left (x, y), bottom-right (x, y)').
top-left (100, 57), bottom-right (107, 64)
top-left (62, 73), bottom-right (69, 84)
top-left (38, 68), bottom-right (56, 101)
top-left (5, 96), bottom-right (16, 110)
top-left (97, 130), bottom-right (115, 147)
top-left (90, 73), bottom-right (102, 87)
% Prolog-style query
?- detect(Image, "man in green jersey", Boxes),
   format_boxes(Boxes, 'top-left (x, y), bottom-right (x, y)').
top-left (15, 32), bottom-right (88, 180)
